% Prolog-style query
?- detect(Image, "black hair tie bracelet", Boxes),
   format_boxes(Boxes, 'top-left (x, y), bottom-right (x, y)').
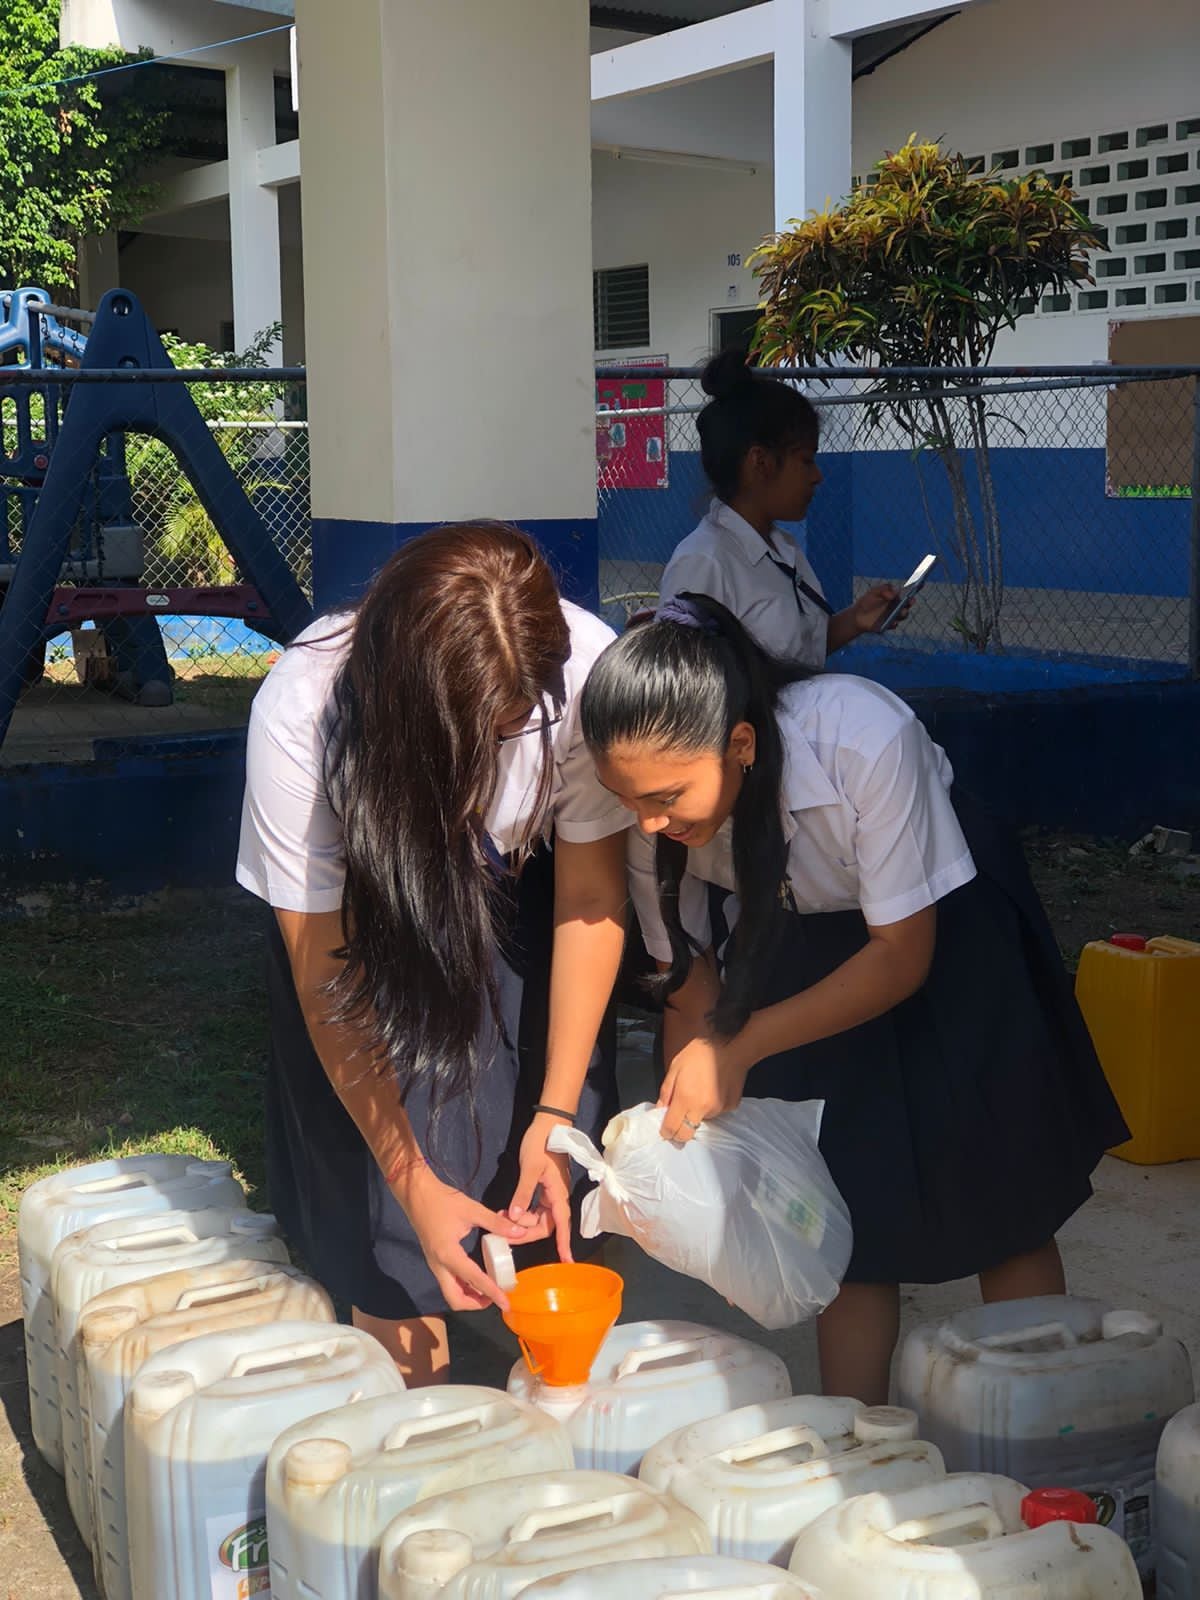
top-left (532, 1103), bottom-right (577, 1124)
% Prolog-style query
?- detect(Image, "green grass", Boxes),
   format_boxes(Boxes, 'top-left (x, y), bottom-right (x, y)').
top-left (0, 839), bottom-right (1194, 1239)
top-left (1113, 483), bottom-right (1191, 499)
top-left (0, 890), bottom-right (269, 1220)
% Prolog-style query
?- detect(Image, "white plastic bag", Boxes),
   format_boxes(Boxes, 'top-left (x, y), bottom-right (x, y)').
top-left (549, 1099), bottom-right (852, 1330)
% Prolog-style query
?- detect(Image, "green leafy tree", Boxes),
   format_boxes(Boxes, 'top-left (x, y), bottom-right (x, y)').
top-left (751, 138), bottom-right (1101, 650)
top-left (123, 324), bottom-right (307, 590)
top-left (0, 0), bottom-right (168, 291)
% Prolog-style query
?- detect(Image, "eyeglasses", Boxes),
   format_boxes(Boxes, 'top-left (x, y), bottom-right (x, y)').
top-left (496, 707), bottom-right (564, 744)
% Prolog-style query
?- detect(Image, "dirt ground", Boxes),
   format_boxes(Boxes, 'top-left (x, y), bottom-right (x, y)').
top-left (1, 835), bottom-right (1197, 1597)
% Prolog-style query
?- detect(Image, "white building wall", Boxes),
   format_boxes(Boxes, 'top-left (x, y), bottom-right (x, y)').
top-left (591, 151), bottom-right (772, 367)
top-left (853, 0), bottom-right (1200, 363)
top-left (118, 235), bottom-right (307, 360)
top-left (91, 0), bottom-right (1200, 387)
top-left (588, 0), bottom-right (1200, 374)
top-left (119, 235), bottom-right (233, 350)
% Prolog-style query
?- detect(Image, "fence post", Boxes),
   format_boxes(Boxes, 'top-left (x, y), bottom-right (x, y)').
top-left (1191, 377), bottom-right (1200, 680)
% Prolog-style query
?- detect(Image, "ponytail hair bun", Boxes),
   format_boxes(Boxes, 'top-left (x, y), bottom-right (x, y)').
top-left (701, 346), bottom-right (757, 401)
top-left (697, 348), bottom-right (819, 500)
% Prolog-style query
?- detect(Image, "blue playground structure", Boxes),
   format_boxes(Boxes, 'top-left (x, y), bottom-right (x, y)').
top-left (0, 287), bottom-right (312, 749)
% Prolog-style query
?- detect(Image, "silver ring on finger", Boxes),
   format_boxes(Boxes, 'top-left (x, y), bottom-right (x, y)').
top-left (682, 1116), bottom-right (702, 1132)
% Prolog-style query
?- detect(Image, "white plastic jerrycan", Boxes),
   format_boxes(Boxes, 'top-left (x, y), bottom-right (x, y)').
top-left (520, 1554), bottom-right (818, 1597)
top-left (640, 1396), bottom-right (945, 1566)
top-left (266, 1385), bottom-right (574, 1600)
top-left (897, 1295), bottom-right (1193, 1578)
top-left (1155, 1400), bottom-right (1200, 1597)
top-left (125, 1320), bottom-right (405, 1600)
top-left (378, 1470), bottom-right (710, 1600)
top-left (18, 1153), bottom-right (245, 1472)
top-left (786, 1472), bottom-right (1141, 1599)
top-left (81, 1261), bottom-right (332, 1600)
top-left (508, 1320), bottom-right (791, 1474)
top-left (53, 1205), bottom-right (287, 1552)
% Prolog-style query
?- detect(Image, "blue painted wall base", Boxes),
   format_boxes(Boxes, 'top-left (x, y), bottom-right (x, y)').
top-left (909, 678), bottom-right (1200, 838)
top-left (2, 680), bottom-right (1197, 895)
top-left (313, 515), bottom-right (600, 611)
top-left (599, 448), bottom-right (1191, 600)
top-left (0, 734), bottom-right (247, 902)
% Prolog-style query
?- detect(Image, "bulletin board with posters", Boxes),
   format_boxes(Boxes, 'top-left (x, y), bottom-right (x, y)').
top-left (596, 356), bottom-right (669, 490)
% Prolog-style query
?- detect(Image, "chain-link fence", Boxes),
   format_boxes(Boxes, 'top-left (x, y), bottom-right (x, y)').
top-left (0, 364), bottom-right (310, 765)
top-left (597, 366), bottom-right (1200, 683)
top-left (4, 354), bottom-right (1199, 766)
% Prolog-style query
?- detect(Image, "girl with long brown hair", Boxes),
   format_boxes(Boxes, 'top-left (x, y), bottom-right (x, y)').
top-left (237, 523), bottom-right (629, 1383)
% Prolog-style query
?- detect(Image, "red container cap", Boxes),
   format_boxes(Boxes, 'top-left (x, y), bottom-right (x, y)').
top-left (1022, 1488), bottom-right (1099, 1528)
top-left (1110, 934), bottom-right (1148, 950)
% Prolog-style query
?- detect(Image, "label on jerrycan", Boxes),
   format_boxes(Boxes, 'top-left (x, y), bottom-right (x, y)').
top-left (206, 1510), bottom-right (271, 1600)
top-left (1079, 1481), bottom-right (1153, 1575)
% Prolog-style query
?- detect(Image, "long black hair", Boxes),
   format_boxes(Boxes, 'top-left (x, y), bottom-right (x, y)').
top-left (581, 594), bottom-right (814, 1039)
top-left (699, 347), bottom-right (820, 502)
top-left (320, 524), bottom-right (569, 1143)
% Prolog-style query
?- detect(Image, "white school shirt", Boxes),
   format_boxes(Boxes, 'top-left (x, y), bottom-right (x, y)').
top-left (237, 600), bottom-right (630, 915)
top-left (660, 499), bottom-right (830, 667)
top-left (628, 673), bottom-right (977, 962)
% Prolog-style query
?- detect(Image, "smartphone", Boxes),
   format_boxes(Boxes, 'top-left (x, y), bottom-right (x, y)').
top-left (877, 554), bottom-right (937, 632)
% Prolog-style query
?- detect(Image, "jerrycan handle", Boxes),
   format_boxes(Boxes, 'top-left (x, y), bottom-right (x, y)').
top-left (384, 1405), bottom-right (489, 1450)
top-left (175, 1277), bottom-right (273, 1311)
top-left (616, 1336), bottom-right (712, 1379)
top-left (76, 1173), bottom-right (150, 1195)
top-left (509, 1492), bottom-right (628, 1543)
top-left (976, 1320), bottom-right (1078, 1351)
top-left (229, 1336), bottom-right (340, 1378)
top-left (888, 1502), bottom-right (1005, 1546)
top-left (107, 1225), bottom-right (198, 1252)
top-left (720, 1423), bottom-right (830, 1466)
top-left (1146, 935), bottom-right (1200, 956)
top-left (664, 1590), bottom-right (783, 1600)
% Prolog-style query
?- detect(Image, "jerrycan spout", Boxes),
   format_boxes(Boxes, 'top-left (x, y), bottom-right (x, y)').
top-left (484, 1237), bottom-right (622, 1388)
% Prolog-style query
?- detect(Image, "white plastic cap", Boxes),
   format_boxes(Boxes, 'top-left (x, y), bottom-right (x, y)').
top-left (1102, 1309), bottom-right (1162, 1340)
top-left (482, 1234), bottom-right (517, 1292)
top-left (80, 1304), bottom-right (140, 1348)
top-left (131, 1369), bottom-right (195, 1420)
top-left (284, 1437), bottom-right (353, 1491)
top-left (395, 1529), bottom-right (474, 1583)
top-left (854, 1406), bottom-right (919, 1444)
top-left (230, 1212), bottom-right (280, 1237)
top-left (188, 1160), bottom-right (234, 1179)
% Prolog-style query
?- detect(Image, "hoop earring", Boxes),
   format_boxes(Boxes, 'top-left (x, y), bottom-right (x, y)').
top-left (741, 762), bottom-right (754, 776)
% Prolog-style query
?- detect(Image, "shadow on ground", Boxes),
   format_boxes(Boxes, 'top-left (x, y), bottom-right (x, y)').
top-left (0, 1302), bottom-right (97, 1598)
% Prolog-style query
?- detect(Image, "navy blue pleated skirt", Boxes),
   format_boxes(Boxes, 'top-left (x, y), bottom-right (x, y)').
top-left (731, 793), bottom-right (1129, 1285)
top-left (263, 843), bottom-right (617, 1318)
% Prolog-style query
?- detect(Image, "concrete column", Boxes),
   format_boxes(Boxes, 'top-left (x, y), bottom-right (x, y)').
top-left (226, 42), bottom-right (283, 358)
top-left (77, 232), bottom-right (120, 308)
top-left (294, 0), bottom-right (598, 609)
top-left (773, 0), bottom-right (853, 229)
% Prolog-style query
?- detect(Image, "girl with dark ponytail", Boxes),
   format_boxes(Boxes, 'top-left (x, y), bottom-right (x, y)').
top-left (238, 524), bottom-right (630, 1384)
top-left (659, 348), bottom-right (911, 664)
top-left (581, 596), bottom-right (1128, 1405)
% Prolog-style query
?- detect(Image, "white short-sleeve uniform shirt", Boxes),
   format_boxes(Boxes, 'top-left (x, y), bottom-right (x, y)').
top-left (237, 600), bottom-right (630, 915)
top-left (659, 499), bottom-right (830, 667)
top-left (629, 674), bottom-right (976, 962)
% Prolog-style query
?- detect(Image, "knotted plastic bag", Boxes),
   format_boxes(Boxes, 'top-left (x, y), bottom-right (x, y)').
top-left (549, 1099), bottom-right (852, 1330)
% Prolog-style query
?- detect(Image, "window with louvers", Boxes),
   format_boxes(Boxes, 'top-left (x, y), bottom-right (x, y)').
top-left (593, 264), bottom-right (650, 350)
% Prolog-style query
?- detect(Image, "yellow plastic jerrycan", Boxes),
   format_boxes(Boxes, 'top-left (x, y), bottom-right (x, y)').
top-left (1075, 933), bottom-right (1200, 1164)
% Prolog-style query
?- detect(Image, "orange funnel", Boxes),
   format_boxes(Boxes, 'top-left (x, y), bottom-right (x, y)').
top-left (502, 1263), bottom-right (623, 1386)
